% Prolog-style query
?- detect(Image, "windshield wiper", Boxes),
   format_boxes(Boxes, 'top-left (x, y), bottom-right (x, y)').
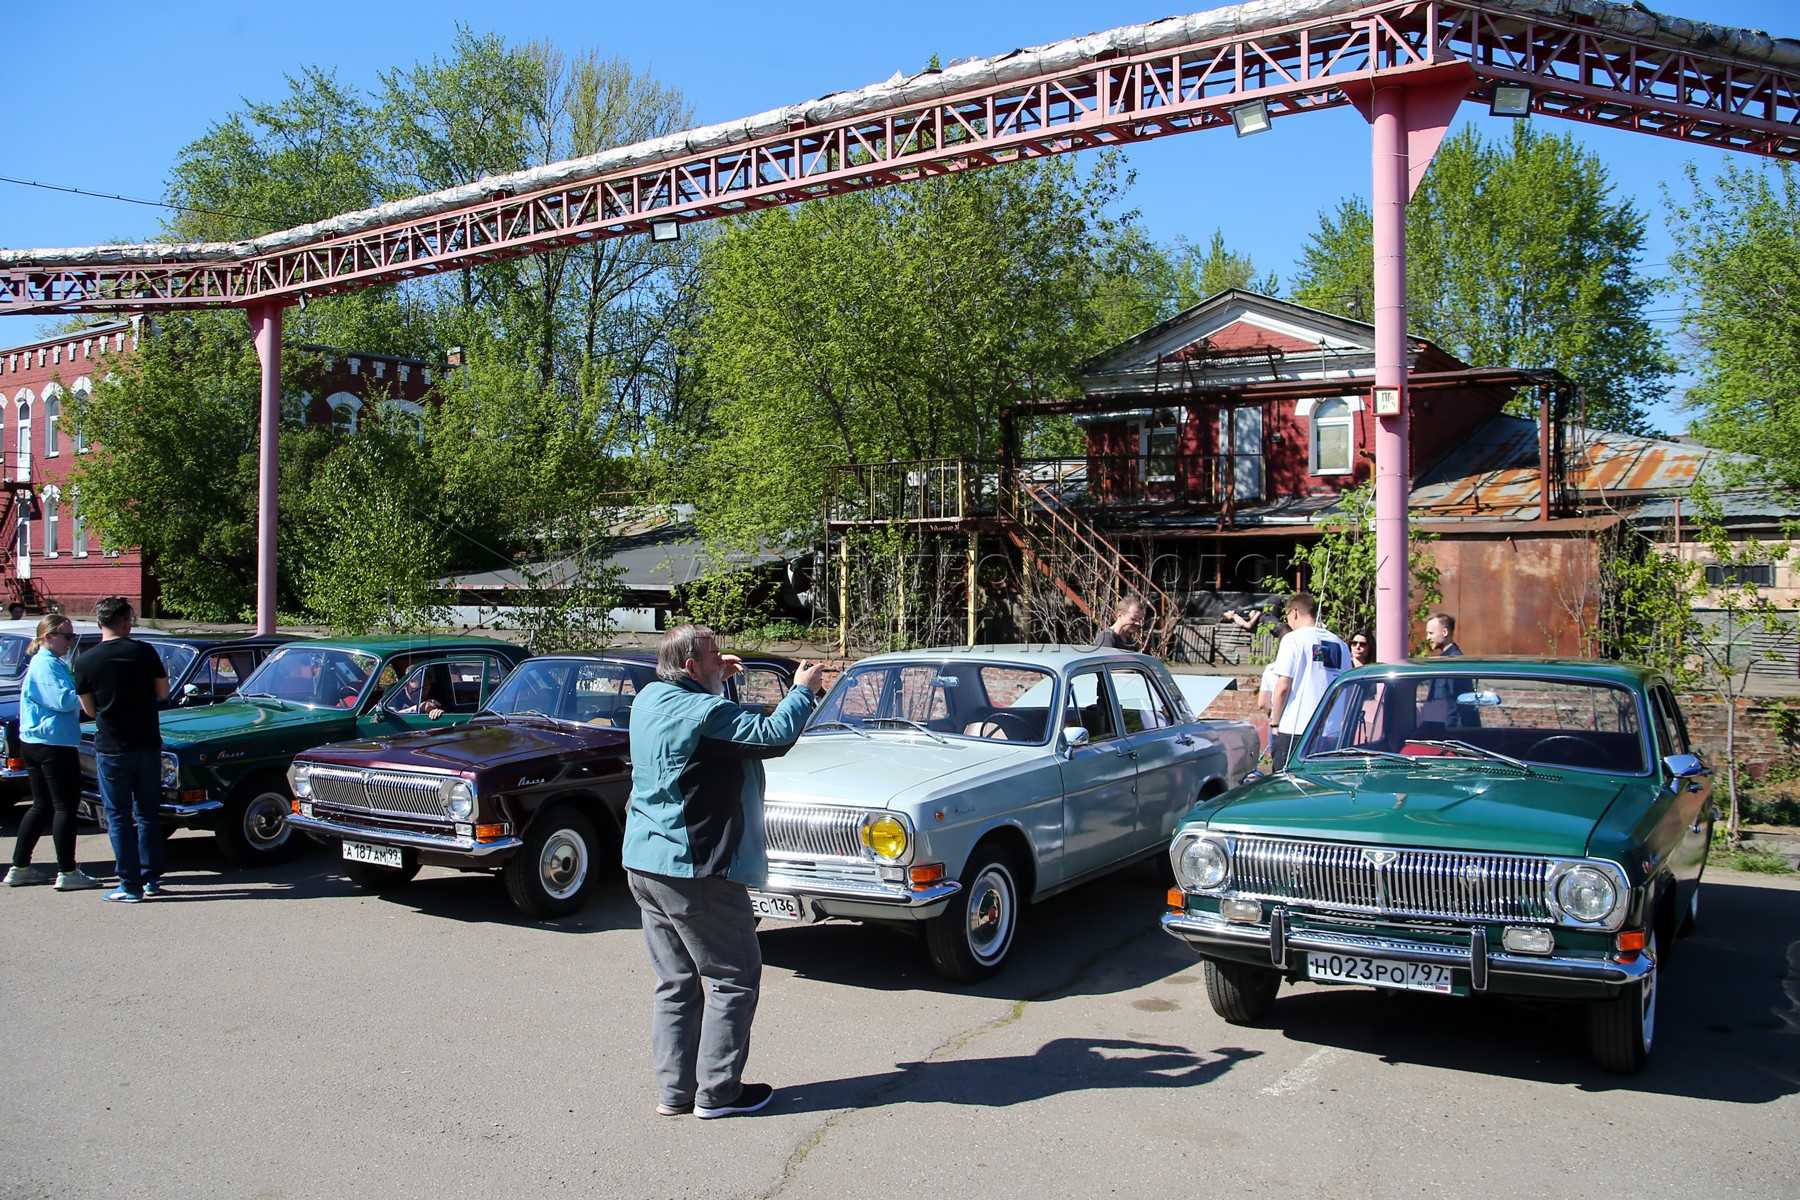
top-left (863, 716), bottom-right (946, 743)
top-left (807, 719), bottom-right (870, 738)
top-left (238, 692), bottom-right (290, 710)
top-left (1303, 747), bottom-right (1419, 765)
top-left (1409, 739), bottom-right (1535, 771)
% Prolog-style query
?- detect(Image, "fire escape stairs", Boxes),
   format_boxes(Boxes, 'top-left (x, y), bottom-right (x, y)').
top-left (996, 474), bottom-right (1180, 659)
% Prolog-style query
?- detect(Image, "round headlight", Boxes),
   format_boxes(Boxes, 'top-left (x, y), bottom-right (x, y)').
top-left (1173, 835), bottom-right (1230, 892)
top-left (442, 778), bottom-right (475, 821)
top-left (288, 762), bottom-right (313, 800)
top-left (861, 814), bottom-right (908, 861)
top-left (1555, 864), bottom-right (1619, 924)
top-left (159, 752), bottom-right (179, 789)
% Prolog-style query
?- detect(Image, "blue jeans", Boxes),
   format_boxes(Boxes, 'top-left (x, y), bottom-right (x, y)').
top-left (96, 750), bottom-right (164, 893)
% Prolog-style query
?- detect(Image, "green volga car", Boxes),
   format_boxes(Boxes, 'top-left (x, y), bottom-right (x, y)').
top-left (1162, 659), bottom-right (1713, 1075)
top-left (79, 635), bottom-right (528, 866)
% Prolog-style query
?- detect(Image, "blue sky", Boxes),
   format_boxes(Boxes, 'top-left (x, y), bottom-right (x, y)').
top-left (5, 0), bottom-right (1797, 429)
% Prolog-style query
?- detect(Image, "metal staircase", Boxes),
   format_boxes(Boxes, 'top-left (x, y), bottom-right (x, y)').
top-left (996, 474), bottom-right (1180, 659)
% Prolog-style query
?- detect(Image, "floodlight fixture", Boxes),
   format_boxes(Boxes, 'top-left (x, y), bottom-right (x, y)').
top-left (1231, 99), bottom-right (1273, 137)
top-left (650, 219), bottom-right (681, 243)
top-left (1490, 83), bottom-right (1533, 118)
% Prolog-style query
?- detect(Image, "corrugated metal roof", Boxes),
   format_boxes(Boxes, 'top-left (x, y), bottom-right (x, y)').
top-left (1410, 415), bottom-right (1752, 520)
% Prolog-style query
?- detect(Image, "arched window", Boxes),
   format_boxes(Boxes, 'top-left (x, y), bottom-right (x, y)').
top-left (15, 396), bottom-right (32, 480)
top-left (74, 377), bottom-right (96, 452)
top-left (1308, 397), bottom-right (1354, 476)
top-left (379, 398), bottom-right (427, 445)
top-left (43, 385), bottom-right (61, 457)
top-left (72, 487), bottom-right (88, 557)
top-left (326, 391), bottom-right (362, 435)
top-left (41, 485), bottom-right (59, 556)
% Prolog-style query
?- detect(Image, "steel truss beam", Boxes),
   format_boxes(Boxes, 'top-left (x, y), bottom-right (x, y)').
top-left (4, 0), bottom-right (1798, 315)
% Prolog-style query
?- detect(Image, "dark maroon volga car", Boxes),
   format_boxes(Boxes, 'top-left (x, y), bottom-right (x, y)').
top-left (285, 652), bottom-right (796, 917)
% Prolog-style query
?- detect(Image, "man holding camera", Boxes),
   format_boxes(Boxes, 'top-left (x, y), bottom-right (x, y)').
top-left (1266, 593), bottom-right (1348, 772)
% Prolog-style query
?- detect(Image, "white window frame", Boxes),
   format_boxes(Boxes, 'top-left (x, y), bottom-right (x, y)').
top-left (42, 384), bottom-right (61, 458)
top-left (15, 395), bottom-right (32, 481)
top-left (1297, 394), bottom-right (1359, 477)
top-left (326, 391), bottom-right (362, 435)
top-left (1140, 421), bottom-right (1179, 484)
top-left (41, 485), bottom-right (59, 557)
top-left (72, 487), bottom-right (88, 557)
top-left (74, 377), bottom-right (95, 452)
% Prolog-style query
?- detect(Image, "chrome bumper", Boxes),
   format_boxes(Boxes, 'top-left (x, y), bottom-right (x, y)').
top-left (1162, 909), bottom-right (1652, 988)
top-left (760, 869), bottom-right (960, 908)
top-left (287, 810), bottom-right (523, 857)
top-left (78, 792), bottom-right (223, 819)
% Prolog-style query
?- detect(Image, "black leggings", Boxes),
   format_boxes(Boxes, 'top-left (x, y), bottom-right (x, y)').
top-left (14, 742), bottom-right (81, 873)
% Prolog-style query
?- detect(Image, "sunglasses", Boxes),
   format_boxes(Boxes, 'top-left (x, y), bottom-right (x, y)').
top-left (1351, 640), bottom-right (1371, 648)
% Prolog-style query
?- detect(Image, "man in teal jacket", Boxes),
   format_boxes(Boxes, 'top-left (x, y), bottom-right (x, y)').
top-left (621, 625), bottom-right (824, 1120)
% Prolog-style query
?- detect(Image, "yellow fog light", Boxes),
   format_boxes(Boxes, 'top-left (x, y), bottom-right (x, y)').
top-left (861, 814), bottom-right (909, 861)
top-left (1502, 927), bottom-right (1555, 955)
top-left (1220, 898), bottom-right (1264, 923)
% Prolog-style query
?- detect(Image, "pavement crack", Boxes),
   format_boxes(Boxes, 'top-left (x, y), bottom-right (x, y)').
top-left (755, 920), bottom-right (1162, 1200)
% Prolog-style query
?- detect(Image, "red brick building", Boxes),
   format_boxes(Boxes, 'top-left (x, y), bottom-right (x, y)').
top-left (0, 319), bottom-right (443, 618)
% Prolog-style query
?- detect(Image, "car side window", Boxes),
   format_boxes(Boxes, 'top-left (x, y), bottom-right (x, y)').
top-left (1109, 668), bottom-right (1172, 734)
top-left (1064, 671), bottom-right (1117, 742)
top-left (734, 666), bottom-right (789, 716)
top-left (1651, 687), bottom-right (1689, 756)
top-left (199, 650), bottom-right (257, 698)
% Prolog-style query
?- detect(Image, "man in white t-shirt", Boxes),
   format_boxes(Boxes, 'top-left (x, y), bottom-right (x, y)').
top-left (1268, 593), bottom-right (1349, 772)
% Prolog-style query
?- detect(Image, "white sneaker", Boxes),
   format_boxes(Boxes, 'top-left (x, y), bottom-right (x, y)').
top-left (54, 869), bottom-right (103, 891)
top-left (4, 865), bottom-right (52, 887)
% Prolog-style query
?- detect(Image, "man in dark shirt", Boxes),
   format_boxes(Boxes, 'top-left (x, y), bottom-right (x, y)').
top-left (1094, 597), bottom-right (1147, 652)
top-left (73, 597), bottom-right (170, 903)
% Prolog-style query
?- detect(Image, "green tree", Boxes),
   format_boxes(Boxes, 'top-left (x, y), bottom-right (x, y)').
top-left (1268, 483), bottom-right (1441, 647)
top-left (1293, 123), bottom-right (1671, 432)
top-left (1164, 229), bottom-right (1283, 310)
top-left (676, 154), bottom-right (1149, 558)
top-left (63, 314), bottom-right (335, 620)
top-left (1665, 161), bottom-right (1800, 489)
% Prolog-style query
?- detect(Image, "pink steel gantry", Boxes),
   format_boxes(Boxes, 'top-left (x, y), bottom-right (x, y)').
top-left (3, 0), bottom-right (1796, 645)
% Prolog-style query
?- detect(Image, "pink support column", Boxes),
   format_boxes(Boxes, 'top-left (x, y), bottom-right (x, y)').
top-left (247, 303), bottom-right (284, 636)
top-left (1349, 66), bottom-right (1470, 662)
top-left (1370, 86), bottom-right (1410, 664)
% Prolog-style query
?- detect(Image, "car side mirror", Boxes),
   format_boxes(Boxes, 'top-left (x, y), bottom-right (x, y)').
top-left (1062, 726), bottom-right (1090, 750)
top-left (181, 682), bottom-right (202, 697)
top-left (1663, 753), bottom-right (1707, 780)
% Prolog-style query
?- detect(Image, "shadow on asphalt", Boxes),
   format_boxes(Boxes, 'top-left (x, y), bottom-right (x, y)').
top-left (776, 1037), bottom-right (1262, 1113)
top-left (757, 859), bottom-right (1196, 1000)
top-left (1246, 873), bottom-right (1800, 1102)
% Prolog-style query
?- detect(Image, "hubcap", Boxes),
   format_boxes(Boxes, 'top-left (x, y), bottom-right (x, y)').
top-left (539, 830), bottom-right (588, 900)
top-left (966, 863), bottom-right (1016, 964)
top-left (245, 793), bottom-right (290, 849)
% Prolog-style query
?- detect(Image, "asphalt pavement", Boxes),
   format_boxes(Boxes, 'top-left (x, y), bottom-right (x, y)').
top-left (2, 820), bottom-right (1796, 1199)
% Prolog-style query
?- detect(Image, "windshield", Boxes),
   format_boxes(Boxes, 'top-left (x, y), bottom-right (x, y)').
top-left (1303, 672), bottom-right (1647, 774)
top-left (0, 634), bottom-right (29, 680)
top-left (150, 642), bottom-right (198, 681)
top-left (238, 645), bottom-right (379, 708)
top-left (810, 660), bottom-right (1058, 744)
top-left (484, 658), bottom-right (656, 725)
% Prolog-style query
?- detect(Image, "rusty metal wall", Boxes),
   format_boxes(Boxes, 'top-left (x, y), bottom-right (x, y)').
top-left (1426, 531), bottom-right (1599, 657)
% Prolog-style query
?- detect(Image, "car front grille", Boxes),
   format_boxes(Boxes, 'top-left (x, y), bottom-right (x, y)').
top-left (764, 803), bottom-right (868, 859)
top-left (1226, 835), bottom-right (1554, 924)
top-left (308, 766), bottom-right (446, 818)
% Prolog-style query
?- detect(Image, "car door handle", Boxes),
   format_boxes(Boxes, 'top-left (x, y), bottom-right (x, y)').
top-left (1175, 734), bottom-right (1194, 746)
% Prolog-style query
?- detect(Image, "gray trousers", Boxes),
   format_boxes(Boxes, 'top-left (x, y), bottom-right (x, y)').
top-left (626, 869), bottom-right (762, 1109)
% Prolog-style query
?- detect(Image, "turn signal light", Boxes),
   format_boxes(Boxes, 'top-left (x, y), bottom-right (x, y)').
top-left (178, 790), bottom-right (208, 802)
top-left (909, 863), bottom-right (945, 888)
top-left (1166, 887), bottom-right (1186, 912)
top-left (5, 758), bottom-right (23, 771)
top-left (474, 823), bottom-right (510, 842)
top-left (290, 800), bottom-right (301, 816)
top-left (1616, 929), bottom-right (1648, 953)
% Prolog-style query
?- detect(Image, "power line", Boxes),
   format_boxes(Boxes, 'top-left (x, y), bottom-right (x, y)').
top-left (0, 173), bottom-right (286, 227)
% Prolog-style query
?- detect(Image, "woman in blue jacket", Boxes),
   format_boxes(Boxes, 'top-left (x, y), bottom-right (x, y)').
top-left (4, 616), bottom-right (101, 890)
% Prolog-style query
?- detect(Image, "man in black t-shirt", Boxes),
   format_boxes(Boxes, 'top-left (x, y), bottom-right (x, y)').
top-left (73, 597), bottom-right (170, 903)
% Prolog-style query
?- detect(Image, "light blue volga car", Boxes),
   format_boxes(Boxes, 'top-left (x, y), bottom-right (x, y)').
top-left (753, 645), bottom-right (1260, 981)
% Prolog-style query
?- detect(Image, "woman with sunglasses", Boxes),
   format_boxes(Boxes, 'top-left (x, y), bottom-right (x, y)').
top-left (1350, 631), bottom-right (1375, 668)
top-left (4, 617), bottom-right (102, 889)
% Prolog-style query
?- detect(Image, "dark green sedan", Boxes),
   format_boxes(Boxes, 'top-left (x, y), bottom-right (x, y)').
top-left (79, 634), bottom-right (528, 866)
top-left (1162, 658), bottom-right (1713, 1075)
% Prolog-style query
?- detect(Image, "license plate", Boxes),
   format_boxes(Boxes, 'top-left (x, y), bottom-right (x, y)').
top-left (748, 891), bottom-right (802, 920)
top-left (1306, 952), bottom-right (1454, 994)
top-left (342, 841), bottom-right (404, 869)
